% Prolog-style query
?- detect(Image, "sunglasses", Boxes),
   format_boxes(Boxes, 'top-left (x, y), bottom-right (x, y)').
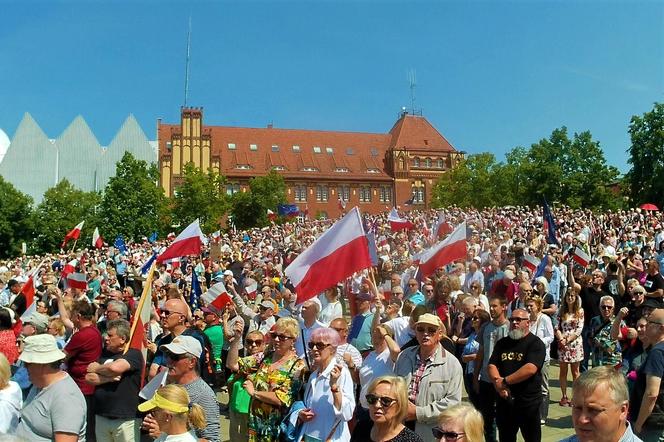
top-left (160, 310), bottom-right (182, 317)
top-left (600, 305), bottom-right (613, 310)
top-left (165, 352), bottom-right (189, 361)
top-left (432, 427), bottom-right (466, 441)
top-left (416, 326), bottom-right (438, 334)
top-left (308, 341), bottom-right (331, 351)
top-left (471, 317), bottom-right (481, 321)
top-left (246, 339), bottom-right (263, 346)
top-left (270, 333), bottom-right (293, 341)
top-left (509, 317), bottom-right (528, 323)
top-left (365, 394), bottom-right (396, 407)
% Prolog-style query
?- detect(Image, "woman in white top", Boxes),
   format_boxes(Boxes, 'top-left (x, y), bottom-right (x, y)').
top-left (138, 384), bottom-right (206, 442)
top-left (318, 286), bottom-right (344, 326)
top-left (358, 324), bottom-right (399, 421)
top-left (0, 353), bottom-right (22, 434)
top-left (525, 295), bottom-right (554, 424)
top-left (299, 327), bottom-right (355, 442)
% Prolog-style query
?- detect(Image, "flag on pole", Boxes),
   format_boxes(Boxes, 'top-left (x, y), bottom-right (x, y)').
top-left (140, 252), bottom-right (158, 275)
top-left (573, 247), bottom-right (591, 268)
top-left (338, 198), bottom-right (347, 212)
top-left (285, 207), bottom-right (372, 304)
top-left (67, 272), bottom-right (88, 291)
top-left (114, 236), bottom-right (128, 254)
top-left (157, 219), bottom-right (205, 263)
top-left (19, 274), bottom-right (38, 320)
top-left (148, 232), bottom-right (158, 244)
top-left (62, 258), bottom-right (78, 278)
top-left (61, 221), bottom-right (84, 248)
top-left (125, 262), bottom-right (156, 387)
top-left (190, 271), bottom-right (202, 310)
top-left (267, 209), bottom-right (277, 222)
top-left (388, 208), bottom-right (414, 232)
top-left (244, 278), bottom-right (258, 300)
top-left (92, 227), bottom-right (104, 249)
top-left (543, 199), bottom-right (559, 245)
top-left (277, 204), bottom-right (299, 217)
top-left (523, 254), bottom-right (541, 272)
top-left (413, 221), bottom-right (467, 278)
top-left (201, 282), bottom-right (233, 310)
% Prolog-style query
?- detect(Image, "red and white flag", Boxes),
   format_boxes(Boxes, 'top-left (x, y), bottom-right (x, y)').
top-left (267, 209), bottom-right (277, 222)
top-left (126, 263), bottom-right (156, 386)
top-left (338, 198), bottom-right (347, 212)
top-left (523, 254), bottom-right (541, 272)
top-left (92, 227), bottom-right (104, 249)
top-left (61, 221), bottom-right (85, 248)
top-left (201, 282), bottom-right (233, 310)
top-left (67, 272), bottom-right (88, 291)
top-left (211, 231), bottom-right (221, 243)
top-left (62, 258), bottom-right (78, 278)
top-left (573, 247), bottom-right (591, 268)
top-left (19, 275), bottom-right (38, 321)
top-left (414, 221), bottom-right (467, 278)
top-left (285, 207), bottom-right (372, 304)
top-left (164, 257), bottom-right (181, 270)
top-left (244, 278), bottom-right (258, 300)
top-left (431, 212), bottom-right (453, 240)
top-left (157, 219), bottom-right (205, 263)
top-left (388, 208), bottom-right (414, 232)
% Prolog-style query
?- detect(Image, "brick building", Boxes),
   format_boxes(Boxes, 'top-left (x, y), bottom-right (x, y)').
top-left (158, 107), bottom-right (464, 218)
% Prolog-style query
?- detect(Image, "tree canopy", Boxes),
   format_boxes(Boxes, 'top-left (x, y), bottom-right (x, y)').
top-left (0, 176), bottom-right (33, 258)
top-left (627, 102), bottom-right (664, 207)
top-left (171, 163), bottom-right (229, 233)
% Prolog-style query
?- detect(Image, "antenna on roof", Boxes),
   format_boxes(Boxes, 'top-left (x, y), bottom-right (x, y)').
top-left (183, 15), bottom-right (192, 107)
top-left (408, 69), bottom-right (417, 115)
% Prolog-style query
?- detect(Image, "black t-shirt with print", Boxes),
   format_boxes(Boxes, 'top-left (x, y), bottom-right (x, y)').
top-left (488, 332), bottom-right (545, 408)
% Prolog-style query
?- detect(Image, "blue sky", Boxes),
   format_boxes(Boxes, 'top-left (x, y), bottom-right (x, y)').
top-left (1, 0), bottom-right (661, 172)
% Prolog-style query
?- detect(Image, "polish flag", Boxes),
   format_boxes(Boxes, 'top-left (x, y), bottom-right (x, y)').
top-left (126, 264), bottom-right (156, 386)
top-left (433, 212), bottom-right (453, 238)
top-left (62, 259), bottom-right (78, 278)
top-left (523, 254), bottom-right (541, 272)
top-left (413, 221), bottom-right (467, 278)
top-left (67, 272), bottom-right (88, 291)
top-left (211, 231), bottom-right (221, 243)
top-left (267, 209), bottom-right (277, 222)
top-left (157, 219), bottom-right (205, 263)
top-left (92, 227), bottom-right (104, 249)
top-left (19, 275), bottom-right (37, 321)
top-left (244, 278), bottom-right (258, 300)
top-left (573, 247), bottom-right (591, 268)
top-left (164, 257), bottom-right (181, 270)
top-left (201, 282), bottom-right (233, 310)
top-left (286, 207), bottom-right (372, 304)
top-left (388, 208), bottom-right (414, 232)
top-left (61, 221), bottom-right (85, 248)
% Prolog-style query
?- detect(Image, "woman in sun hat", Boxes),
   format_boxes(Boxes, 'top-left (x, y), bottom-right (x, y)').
top-left (15, 333), bottom-right (87, 441)
top-left (138, 384), bottom-right (206, 442)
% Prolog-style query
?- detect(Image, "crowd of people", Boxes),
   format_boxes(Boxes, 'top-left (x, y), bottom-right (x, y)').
top-left (0, 205), bottom-right (663, 442)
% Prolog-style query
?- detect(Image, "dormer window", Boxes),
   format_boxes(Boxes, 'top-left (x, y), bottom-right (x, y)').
top-left (250, 144), bottom-right (258, 151)
top-left (235, 164), bottom-right (251, 170)
top-left (326, 147), bottom-right (334, 154)
top-left (301, 166), bottom-right (318, 172)
top-left (335, 167), bottom-right (349, 173)
top-left (228, 143), bottom-right (236, 150)
top-left (313, 146), bottom-right (321, 154)
top-left (367, 168), bottom-right (381, 174)
top-left (272, 165), bottom-right (286, 171)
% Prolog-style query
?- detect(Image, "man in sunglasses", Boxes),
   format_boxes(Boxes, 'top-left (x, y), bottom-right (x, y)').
top-left (395, 313), bottom-right (463, 442)
top-left (487, 308), bottom-right (545, 442)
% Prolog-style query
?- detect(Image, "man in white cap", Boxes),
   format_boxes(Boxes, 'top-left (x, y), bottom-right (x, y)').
top-left (142, 335), bottom-right (220, 442)
top-left (490, 269), bottom-right (518, 302)
top-left (16, 334), bottom-right (87, 441)
top-left (395, 312), bottom-right (463, 442)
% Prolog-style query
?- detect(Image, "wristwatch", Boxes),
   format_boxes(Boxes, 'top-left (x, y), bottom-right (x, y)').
top-left (503, 377), bottom-right (509, 386)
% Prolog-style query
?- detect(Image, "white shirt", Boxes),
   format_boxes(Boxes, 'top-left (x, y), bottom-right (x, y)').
top-left (359, 347), bottom-right (394, 409)
top-left (302, 359), bottom-right (355, 442)
top-left (295, 319), bottom-right (324, 358)
top-left (0, 381), bottom-right (22, 433)
top-left (529, 313), bottom-right (555, 362)
top-left (384, 316), bottom-right (412, 347)
top-left (318, 294), bottom-right (343, 326)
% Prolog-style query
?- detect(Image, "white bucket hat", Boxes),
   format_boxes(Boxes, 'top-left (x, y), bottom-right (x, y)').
top-left (18, 334), bottom-right (66, 364)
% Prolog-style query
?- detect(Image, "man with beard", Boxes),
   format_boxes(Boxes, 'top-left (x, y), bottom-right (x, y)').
top-left (487, 308), bottom-right (546, 442)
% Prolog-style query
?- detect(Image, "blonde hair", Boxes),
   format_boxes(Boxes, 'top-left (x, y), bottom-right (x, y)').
top-left (573, 366), bottom-right (628, 405)
top-left (156, 384), bottom-right (206, 430)
top-left (275, 317), bottom-right (300, 339)
top-left (438, 403), bottom-right (484, 442)
top-left (366, 376), bottom-right (408, 423)
top-left (0, 353), bottom-right (10, 389)
top-left (48, 318), bottom-right (66, 336)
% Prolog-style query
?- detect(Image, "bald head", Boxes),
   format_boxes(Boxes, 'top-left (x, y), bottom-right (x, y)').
top-left (164, 298), bottom-right (188, 316)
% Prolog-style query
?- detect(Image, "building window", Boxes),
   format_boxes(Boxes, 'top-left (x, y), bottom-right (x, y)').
top-left (326, 147), bottom-right (334, 154)
top-left (399, 157), bottom-right (405, 169)
top-left (294, 185), bottom-right (307, 202)
top-left (335, 167), bottom-right (349, 173)
top-left (250, 144), bottom-right (258, 151)
top-left (413, 157), bottom-right (420, 167)
top-left (359, 186), bottom-right (371, 202)
top-left (346, 147), bottom-right (355, 155)
top-left (367, 168), bottom-right (380, 174)
top-left (413, 186), bottom-right (425, 204)
top-left (380, 186), bottom-right (392, 203)
top-left (313, 146), bottom-right (321, 153)
top-left (235, 164), bottom-right (251, 170)
top-left (228, 143), bottom-right (236, 150)
top-left (316, 185), bottom-right (329, 202)
top-left (301, 166), bottom-right (318, 172)
top-left (272, 165), bottom-right (286, 171)
top-left (425, 158), bottom-right (432, 168)
top-left (292, 145), bottom-right (300, 152)
top-left (338, 185), bottom-right (350, 201)
top-left (437, 158), bottom-right (444, 168)
top-left (272, 145), bottom-right (280, 152)
top-left (226, 183), bottom-right (240, 195)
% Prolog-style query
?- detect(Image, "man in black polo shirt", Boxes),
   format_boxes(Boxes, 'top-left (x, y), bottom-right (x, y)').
top-left (85, 319), bottom-right (144, 442)
top-left (488, 308), bottom-right (545, 442)
top-left (643, 260), bottom-right (664, 308)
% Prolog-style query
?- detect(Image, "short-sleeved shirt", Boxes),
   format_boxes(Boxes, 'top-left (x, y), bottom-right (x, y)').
top-left (478, 320), bottom-right (509, 382)
top-left (94, 348), bottom-right (144, 419)
top-left (349, 312), bottom-right (374, 352)
top-left (635, 340), bottom-right (664, 428)
top-left (488, 333), bottom-right (546, 408)
top-left (65, 324), bottom-right (103, 395)
top-left (16, 373), bottom-right (87, 441)
top-left (182, 377), bottom-right (221, 442)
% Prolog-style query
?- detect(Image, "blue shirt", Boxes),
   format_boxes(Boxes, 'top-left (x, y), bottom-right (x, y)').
top-left (559, 422), bottom-right (642, 442)
top-left (407, 291), bottom-right (425, 306)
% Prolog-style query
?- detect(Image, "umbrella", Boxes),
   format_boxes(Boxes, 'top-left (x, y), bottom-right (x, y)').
top-left (640, 203), bottom-right (659, 211)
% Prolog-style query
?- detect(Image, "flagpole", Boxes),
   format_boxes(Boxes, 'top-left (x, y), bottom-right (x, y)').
top-left (125, 262), bottom-right (156, 354)
top-left (70, 239), bottom-right (78, 254)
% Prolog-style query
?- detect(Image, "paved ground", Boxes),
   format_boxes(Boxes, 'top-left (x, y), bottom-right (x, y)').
top-left (215, 361), bottom-right (576, 442)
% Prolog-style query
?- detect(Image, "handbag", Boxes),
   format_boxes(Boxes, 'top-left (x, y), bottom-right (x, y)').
top-left (279, 400), bottom-right (306, 442)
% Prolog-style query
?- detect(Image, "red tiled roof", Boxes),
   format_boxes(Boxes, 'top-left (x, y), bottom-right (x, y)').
top-left (388, 114), bottom-right (456, 151)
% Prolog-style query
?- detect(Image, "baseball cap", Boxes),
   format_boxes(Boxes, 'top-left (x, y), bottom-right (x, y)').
top-left (503, 270), bottom-right (516, 280)
top-left (223, 270), bottom-right (234, 277)
top-left (160, 335), bottom-right (202, 358)
top-left (259, 300), bottom-right (275, 310)
top-left (24, 312), bottom-right (49, 333)
top-left (415, 313), bottom-right (442, 329)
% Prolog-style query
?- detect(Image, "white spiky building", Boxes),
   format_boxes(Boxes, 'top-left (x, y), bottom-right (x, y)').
top-left (0, 113), bottom-right (157, 203)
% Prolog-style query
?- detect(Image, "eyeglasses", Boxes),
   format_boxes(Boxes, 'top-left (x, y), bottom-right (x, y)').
top-left (365, 394), bottom-right (396, 408)
top-left (331, 327), bottom-right (346, 333)
top-left (433, 427), bottom-right (466, 441)
top-left (416, 326), bottom-right (439, 335)
top-left (600, 305), bottom-right (614, 310)
top-left (509, 317), bottom-right (528, 323)
top-left (165, 352), bottom-right (189, 361)
top-left (160, 310), bottom-right (183, 317)
top-left (246, 339), bottom-right (263, 346)
top-left (521, 289), bottom-right (533, 293)
top-left (647, 320), bottom-right (664, 326)
top-left (270, 333), bottom-right (293, 341)
top-left (308, 341), bottom-right (331, 351)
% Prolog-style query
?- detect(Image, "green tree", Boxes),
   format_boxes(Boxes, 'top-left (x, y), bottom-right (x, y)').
top-left (0, 176), bottom-right (33, 258)
top-left (31, 179), bottom-right (102, 253)
top-left (228, 191), bottom-right (264, 230)
top-left (627, 102), bottom-right (664, 207)
top-left (171, 163), bottom-right (229, 232)
top-left (99, 152), bottom-right (169, 242)
top-left (228, 171), bottom-right (288, 228)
